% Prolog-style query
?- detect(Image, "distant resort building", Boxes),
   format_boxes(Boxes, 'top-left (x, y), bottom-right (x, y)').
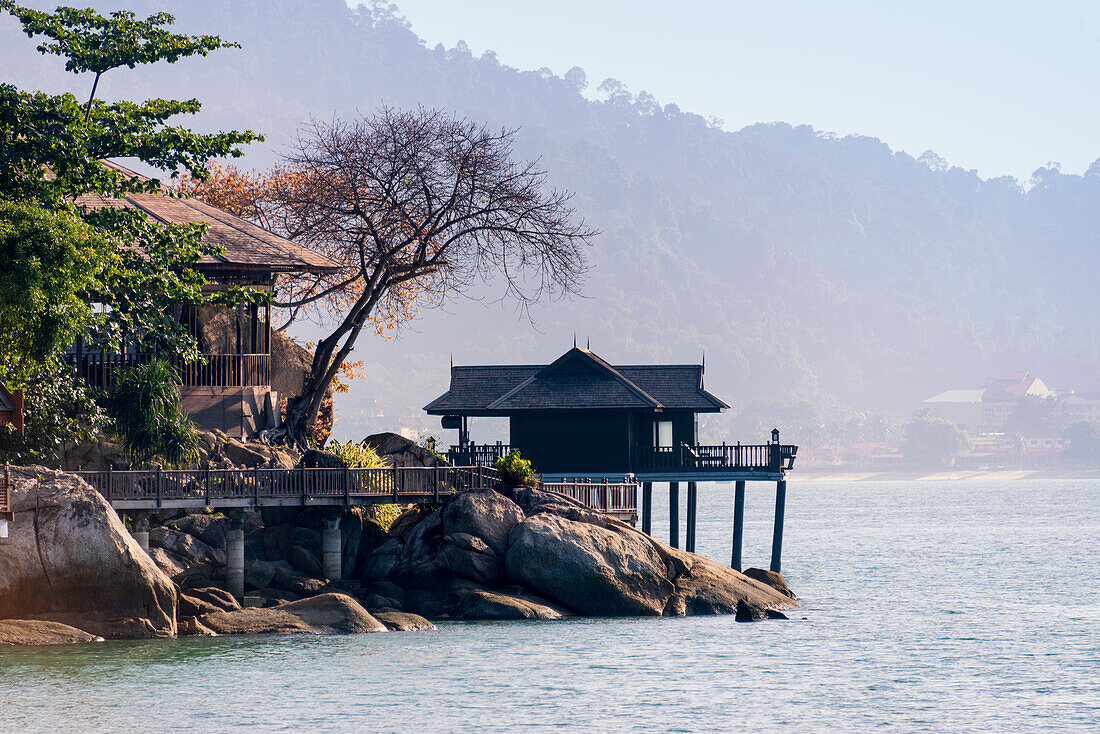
top-left (922, 371), bottom-right (1054, 434)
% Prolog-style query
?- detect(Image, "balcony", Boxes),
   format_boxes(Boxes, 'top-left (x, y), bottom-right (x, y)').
top-left (66, 352), bottom-right (271, 390)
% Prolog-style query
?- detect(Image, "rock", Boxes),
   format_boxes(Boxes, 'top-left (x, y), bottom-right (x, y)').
top-left (362, 432), bottom-right (447, 468)
top-left (178, 616), bottom-right (218, 637)
top-left (200, 593), bottom-right (387, 635)
top-left (290, 545), bottom-right (324, 578)
top-left (0, 619), bottom-right (104, 646)
top-left (362, 594), bottom-right (402, 611)
top-left (255, 588), bottom-right (300, 606)
top-left (269, 565), bottom-right (327, 596)
top-left (299, 449), bottom-right (347, 469)
top-left (149, 526), bottom-right (225, 566)
top-left (452, 589), bottom-right (564, 621)
top-left (179, 593), bottom-right (224, 618)
top-left (658, 550), bottom-right (798, 617)
top-left (263, 524), bottom-right (294, 563)
top-left (147, 546), bottom-right (190, 579)
top-left (442, 488), bottom-right (525, 556)
top-left (360, 538), bottom-right (404, 582)
top-left (741, 568), bottom-right (797, 600)
top-left (245, 560), bottom-right (278, 590)
top-left (0, 466), bottom-right (177, 639)
top-left (365, 582), bottom-right (405, 607)
top-left (223, 440), bottom-right (271, 468)
top-left (388, 507), bottom-right (428, 539)
top-left (293, 526), bottom-right (323, 553)
top-left (242, 595), bottom-right (266, 608)
top-left (436, 533), bottom-right (505, 585)
top-left (505, 513), bottom-right (674, 616)
top-left (186, 586), bottom-right (242, 612)
top-left (510, 486), bottom-right (611, 526)
top-left (168, 514), bottom-right (228, 550)
top-left (372, 611), bottom-right (436, 631)
top-left (341, 512), bottom-right (363, 578)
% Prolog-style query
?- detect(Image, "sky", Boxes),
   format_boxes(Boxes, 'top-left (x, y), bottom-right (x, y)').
top-left (367, 0), bottom-right (1100, 182)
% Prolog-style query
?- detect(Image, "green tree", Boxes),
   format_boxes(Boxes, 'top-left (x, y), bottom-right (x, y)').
top-left (0, 3), bottom-right (262, 462)
top-left (1062, 421), bottom-right (1100, 463)
top-left (903, 416), bottom-right (971, 466)
top-left (105, 358), bottom-right (198, 466)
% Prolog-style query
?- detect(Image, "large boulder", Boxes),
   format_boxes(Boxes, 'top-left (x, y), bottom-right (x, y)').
top-left (742, 568), bottom-right (797, 600)
top-left (200, 593), bottom-right (387, 635)
top-left (0, 619), bottom-right (105, 646)
top-left (0, 467), bottom-right (178, 638)
top-left (362, 432), bottom-right (447, 468)
top-left (436, 533), bottom-right (505, 585)
top-left (147, 546), bottom-right (189, 579)
top-left (452, 589), bottom-right (564, 621)
top-left (167, 514), bottom-right (228, 550)
top-left (505, 513), bottom-right (674, 616)
top-left (664, 552), bottom-right (798, 616)
top-left (442, 488), bottom-right (525, 556)
top-left (149, 526), bottom-right (225, 566)
top-left (373, 611), bottom-right (436, 631)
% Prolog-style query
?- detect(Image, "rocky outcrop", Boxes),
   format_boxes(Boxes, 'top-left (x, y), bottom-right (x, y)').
top-left (0, 467), bottom-right (177, 639)
top-left (742, 567), bottom-right (797, 600)
top-left (200, 593), bottom-right (387, 635)
top-left (0, 619), bottom-right (105, 646)
top-left (373, 611), bottom-right (436, 631)
top-left (451, 589), bottom-right (565, 621)
top-left (362, 432), bottom-right (447, 468)
top-left (442, 488), bottom-right (525, 556)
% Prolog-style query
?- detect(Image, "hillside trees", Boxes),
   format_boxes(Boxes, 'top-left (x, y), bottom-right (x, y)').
top-left (0, 2), bottom-right (260, 462)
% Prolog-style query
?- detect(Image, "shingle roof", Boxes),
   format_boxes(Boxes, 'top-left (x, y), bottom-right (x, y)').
top-left (424, 348), bottom-right (729, 414)
top-left (74, 161), bottom-right (340, 275)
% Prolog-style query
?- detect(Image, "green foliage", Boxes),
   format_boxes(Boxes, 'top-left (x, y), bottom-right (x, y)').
top-left (494, 448), bottom-right (533, 486)
top-left (326, 438), bottom-right (388, 468)
top-left (1062, 421), bottom-right (1100, 463)
top-left (358, 503), bottom-right (404, 531)
top-left (0, 355), bottom-right (105, 465)
top-left (903, 416), bottom-right (971, 465)
top-left (416, 432), bottom-right (443, 459)
top-left (105, 357), bottom-right (198, 466)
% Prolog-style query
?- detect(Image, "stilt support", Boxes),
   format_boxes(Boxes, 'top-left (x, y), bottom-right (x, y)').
top-left (131, 513), bottom-right (150, 553)
top-left (669, 481), bottom-right (679, 548)
top-left (226, 517), bottom-right (245, 600)
top-left (731, 480), bottom-right (745, 571)
top-left (641, 482), bottom-right (652, 535)
top-left (322, 514), bottom-right (342, 580)
top-left (686, 481), bottom-right (697, 552)
top-left (770, 479), bottom-right (786, 573)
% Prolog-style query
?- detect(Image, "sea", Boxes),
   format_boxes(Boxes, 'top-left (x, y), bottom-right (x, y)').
top-left (1, 479), bottom-right (1097, 733)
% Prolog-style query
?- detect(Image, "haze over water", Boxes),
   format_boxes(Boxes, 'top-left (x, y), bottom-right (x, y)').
top-left (3, 479), bottom-right (1096, 732)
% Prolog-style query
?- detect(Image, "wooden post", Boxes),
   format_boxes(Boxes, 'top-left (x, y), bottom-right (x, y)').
top-left (686, 481), bottom-right (698, 553)
top-left (731, 480), bottom-right (745, 571)
top-left (155, 466), bottom-right (162, 509)
top-left (106, 466), bottom-right (113, 503)
top-left (770, 479), bottom-right (787, 573)
top-left (641, 482), bottom-right (652, 535)
top-left (300, 466), bottom-right (307, 506)
top-left (253, 466), bottom-right (260, 507)
top-left (344, 467), bottom-right (351, 505)
top-left (669, 481), bottom-right (680, 548)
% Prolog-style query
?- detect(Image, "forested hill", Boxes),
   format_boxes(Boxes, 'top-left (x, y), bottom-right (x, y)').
top-left (4, 0), bottom-right (1099, 436)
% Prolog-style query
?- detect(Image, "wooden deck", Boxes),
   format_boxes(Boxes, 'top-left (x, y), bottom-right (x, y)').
top-left (75, 465), bottom-right (499, 511)
top-left (66, 352), bottom-right (271, 389)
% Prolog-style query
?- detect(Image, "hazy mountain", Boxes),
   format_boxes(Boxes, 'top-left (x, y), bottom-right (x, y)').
top-left (4, 0), bottom-right (1098, 441)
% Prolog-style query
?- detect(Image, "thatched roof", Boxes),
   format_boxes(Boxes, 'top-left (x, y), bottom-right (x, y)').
top-left (74, 161), bottom-right (339, 276)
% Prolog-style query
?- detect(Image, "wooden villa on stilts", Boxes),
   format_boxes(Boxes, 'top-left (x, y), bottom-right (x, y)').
top-left (424, 346), bottom-right (799, 572)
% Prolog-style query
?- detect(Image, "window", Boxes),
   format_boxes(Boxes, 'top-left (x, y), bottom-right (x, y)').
top-left (654, 420), bottom-right (673, 448)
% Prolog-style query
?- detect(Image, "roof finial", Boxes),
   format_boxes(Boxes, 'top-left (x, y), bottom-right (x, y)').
top-left (450, 353), bottom-right (453, 370)
top-left (586, 336), bottom-right (590, 350)
top-left (573, 333), bottom-right (577, 348)
top-left (702, 349), bottom-right (706, 375)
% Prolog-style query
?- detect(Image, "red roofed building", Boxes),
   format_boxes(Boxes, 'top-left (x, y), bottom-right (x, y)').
top-left (981, 372), bottom-right (1052, 430)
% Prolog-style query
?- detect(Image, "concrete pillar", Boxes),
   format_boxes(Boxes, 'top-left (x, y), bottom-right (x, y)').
top-left (641, 482), bottom-right (652, 535)
top-left (131, 513), bottom-right (150, 553)
top-left (770, 480), bottom-right (787, 573)
top-left (322, 515), bottom-right (342, 580)
top-left (686, 481), bottom-right (698, 553)
top-left (226, 521), bottom-right (245, 600)
top-left (731, 480), bottom-right (745, 571)
top-left (669, 481), bottom-right (679, 548)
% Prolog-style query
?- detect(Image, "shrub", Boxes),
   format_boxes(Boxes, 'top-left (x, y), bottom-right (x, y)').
top-left (359, 503), bottom-right (405, 531)
top-left (326, 438), bottom-right (388, 468)
top-left (494, 448), bottom-right (534, 486)
top-left (106, 357), bottom-right (198, 466)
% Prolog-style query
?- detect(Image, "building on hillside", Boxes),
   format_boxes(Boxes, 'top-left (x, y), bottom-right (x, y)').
top-left (981, 372), bottom-right (1053, 430)
top-left (921, 389), bottom-right (984, 433)
top-left (1062, 392), bottom-right (1100, 422)
top-left (67, 161), bottom-right (341, 438)
top-left (0, 384), bottom-right (23, 435)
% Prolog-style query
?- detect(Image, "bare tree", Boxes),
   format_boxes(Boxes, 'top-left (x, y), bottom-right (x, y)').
top-left (270, 107), bottom-right (595, 446)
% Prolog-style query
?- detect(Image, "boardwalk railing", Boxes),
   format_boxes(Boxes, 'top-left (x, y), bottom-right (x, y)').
top-left (74, 465), bottom-right (499, 509)
top-left (447, 442), bottom-right (511, 467)
top-left (542, 477), bottom-right (638, 514)
top-left (66, 352), bottom-right (271, 390)
top-left (636, 442), bottom-right (798, 473)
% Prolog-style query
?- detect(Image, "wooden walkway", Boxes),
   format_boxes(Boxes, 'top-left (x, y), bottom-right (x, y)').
top-left (74, 465), bottom-right (499, 511)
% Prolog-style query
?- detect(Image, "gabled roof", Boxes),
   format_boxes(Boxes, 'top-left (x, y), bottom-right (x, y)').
top-left (424, 347), bottom-right (729, 415)
top-left (74, 161), bottom-right (340, 275)
top-left (923, 389), bottom-right (984, 404)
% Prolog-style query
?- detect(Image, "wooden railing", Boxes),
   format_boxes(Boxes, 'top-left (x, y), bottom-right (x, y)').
top-left (1, 463), bottom-right (12, 521)
top-left (66, 352), bottom-right (271, 389)
top-left (447, 442), bottom-right (511, 467)
top-left (542, 478), bottom-right (638, 513)
top-left (74, 465), bottom-right (500, 508)
top-left (636, 442), bottom-right (798, 473)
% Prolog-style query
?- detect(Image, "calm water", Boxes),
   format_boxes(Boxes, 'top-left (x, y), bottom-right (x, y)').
top-left (2, 480), bottom-right (1098, 732)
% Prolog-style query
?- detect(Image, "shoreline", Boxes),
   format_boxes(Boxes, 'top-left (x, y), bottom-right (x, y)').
top-left (788, 469), bottom-right (1100, 482)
